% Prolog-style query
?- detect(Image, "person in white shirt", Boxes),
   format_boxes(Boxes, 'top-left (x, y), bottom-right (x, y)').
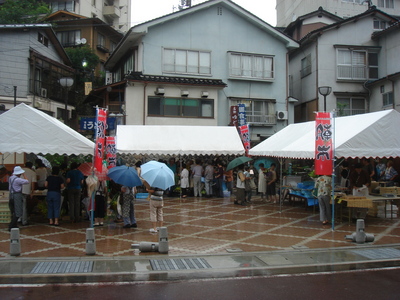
top-left (21, 162), bottom-right (37, 226)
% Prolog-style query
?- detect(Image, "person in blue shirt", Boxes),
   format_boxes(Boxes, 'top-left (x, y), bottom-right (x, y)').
top-left (66, 162), bottom-right (84, 222)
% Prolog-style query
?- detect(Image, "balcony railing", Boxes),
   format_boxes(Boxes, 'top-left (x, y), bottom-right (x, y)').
top-left (246, 114), bottom-right (276, 125)
top-left (338, 109), bottom-right (367, 116)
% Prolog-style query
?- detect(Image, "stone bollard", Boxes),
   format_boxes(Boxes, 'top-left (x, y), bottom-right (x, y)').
top-left (131, 242), bottom-right (159, 252)
top-left (10, 228), bottom-right (21, 256)
top-left (345, 219), bottom-right (375, 244)
top-left (158, 227), bottom-right (169, 254)
top-left (85, 228), bottom-right (96, 255)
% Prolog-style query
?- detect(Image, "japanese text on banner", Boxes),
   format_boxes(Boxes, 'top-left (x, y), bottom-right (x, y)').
top-left (94, 108), bottom-right (107, 173)
top-left (239, 124), bottom-right (251, 155)
top-left (106, 136), bottom-right (117, 169)
top-left (315, 112), bottom-right (333, 175)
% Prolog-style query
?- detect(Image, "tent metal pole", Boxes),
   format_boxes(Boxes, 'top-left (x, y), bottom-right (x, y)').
top-left (279, 157), bottom-right (284, 213)
top-left (331, 111), bottom-right (336, 231)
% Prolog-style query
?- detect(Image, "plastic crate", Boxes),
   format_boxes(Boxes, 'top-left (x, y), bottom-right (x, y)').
top-left (223, 190), bottom-right (231, 197)
top-left (0, 210), bottom-right (11, 223)
top-left (136, 193), bottom-right (149, 199)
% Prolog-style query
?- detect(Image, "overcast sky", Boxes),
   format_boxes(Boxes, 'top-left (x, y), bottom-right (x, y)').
top-left (131, 0), bottom-right (277, 27)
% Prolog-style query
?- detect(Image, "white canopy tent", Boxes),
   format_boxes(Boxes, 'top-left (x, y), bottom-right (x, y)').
top-left (116, 125), bottom-right (245, 156)
top-left (249, 109), bottom-right (400, 159)
top-left (0, 103), bottom-right (95, 156)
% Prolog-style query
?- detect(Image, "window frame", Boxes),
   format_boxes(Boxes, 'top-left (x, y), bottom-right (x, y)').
top-left (163, 48), bottom-right (211, 76)
top-left (148, 96), bottom-right (214, 118)
top-left (383, 92), bottom-right (394, 107)
top-left (56, 30), bottom-right (81, 47)
top-left (233, 99), bottom-right (276, 124)
top-left (301, 54), bottom-right (311, 78)
top-left (336, 48), bottom-right (379, 80)
top-left (229, 52), bottom-right (274, 80)
top-left (336, 97), bottom-right (367, 116)
top-left (377, 0), bottom-right (394, 8)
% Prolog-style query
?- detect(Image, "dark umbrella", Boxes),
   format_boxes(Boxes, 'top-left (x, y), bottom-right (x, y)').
top-left (107, 165), bottom-right (142, 187)
top-left (226, 156), bottom-right (253, 171)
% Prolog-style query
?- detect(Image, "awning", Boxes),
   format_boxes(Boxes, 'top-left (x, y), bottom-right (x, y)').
top-left (116, 125), bottom-right (245, 156)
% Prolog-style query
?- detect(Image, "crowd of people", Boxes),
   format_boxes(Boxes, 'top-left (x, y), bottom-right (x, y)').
top-left (314, 157), bottom-right (399, 226)
top-left (1, 155), bottom-right (281, 238)
top-left (8, 155), bottom-right (395, 231)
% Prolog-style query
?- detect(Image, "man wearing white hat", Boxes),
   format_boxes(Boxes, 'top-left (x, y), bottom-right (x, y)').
top-left (8, 166), bottom-right (29, 231)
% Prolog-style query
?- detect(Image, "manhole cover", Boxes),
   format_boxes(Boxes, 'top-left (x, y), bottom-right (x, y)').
top-left (30, 261), bottom-right (94, 274)
top-left (150, 258), bottom-right (212, 271)
top-left (351, 248), bottom-right (400, 260)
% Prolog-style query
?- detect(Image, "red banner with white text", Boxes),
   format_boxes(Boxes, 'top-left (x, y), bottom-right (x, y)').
top-left (239, 124), bottom-right (251, 155)
top-left (94, 108), bottom-right (107, 174)
top-left (315, 112), bottom-right (333, 175)
top-left (106, 136), bottom-right (117, 169)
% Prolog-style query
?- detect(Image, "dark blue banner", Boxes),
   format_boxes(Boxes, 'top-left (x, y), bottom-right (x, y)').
top-left (80, 117), bottom-right (116, 131)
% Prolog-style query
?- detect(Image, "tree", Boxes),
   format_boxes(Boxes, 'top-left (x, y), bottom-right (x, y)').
top-left (64, 46), bottom-right (100, 116)
top-left (0, 0), bottom-right (50, 24)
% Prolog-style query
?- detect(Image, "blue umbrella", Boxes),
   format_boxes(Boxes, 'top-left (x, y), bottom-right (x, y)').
top-left (107, 165), bottom-right (142, 187)
top-left (140, 161), bottom-right (175, 190)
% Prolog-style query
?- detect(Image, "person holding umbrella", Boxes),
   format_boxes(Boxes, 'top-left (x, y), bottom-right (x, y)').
top-left (234, 165), bottom-right (246, 206)
top-left (140, 160), bottom-right (175, 233)
top-left (121, 185), bottom-right (137, 228)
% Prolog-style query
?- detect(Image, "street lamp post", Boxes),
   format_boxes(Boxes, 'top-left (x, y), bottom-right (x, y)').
top-left (318, 86), bottom-right (332, 112)
top-left (59, 77), bottom-right (74, 122)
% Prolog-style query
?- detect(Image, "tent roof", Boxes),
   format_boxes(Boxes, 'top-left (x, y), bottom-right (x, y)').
top-left (0, 103), bottom-right (95, 155)
top-left (249, 110), bottom-right (400, 159)
top-left (116, 125), bottom-right (245, 156)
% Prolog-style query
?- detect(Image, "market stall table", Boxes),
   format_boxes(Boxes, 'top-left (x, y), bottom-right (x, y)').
top-left (335, 194), bottom-right (400, 223)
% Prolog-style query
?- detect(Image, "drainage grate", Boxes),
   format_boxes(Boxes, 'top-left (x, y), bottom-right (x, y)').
top-left (150, 258), bottom-right (212, 271)
top-left (351, 248), bottom-right (400, 260)
top-left (30, 261), bottom-right (94, 274)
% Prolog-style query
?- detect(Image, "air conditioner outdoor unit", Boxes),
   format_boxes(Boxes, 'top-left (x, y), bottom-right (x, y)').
top-left (41, 88), bottom-right (47, 98)
top-left (276, 111), bottom-right (288, 120)
top-left (181, 90), bottom-right (189, 97)
top-left (155, 87), bottom-right (165, 95)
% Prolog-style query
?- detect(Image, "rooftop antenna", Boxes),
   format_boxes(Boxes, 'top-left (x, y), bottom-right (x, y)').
top-left (178, 0), bottom-right (192, 11)
top-left (361, 0), bottom-right (373, 9)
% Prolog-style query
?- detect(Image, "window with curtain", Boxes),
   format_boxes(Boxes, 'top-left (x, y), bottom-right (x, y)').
top-left (373, 18), bottom-right (387, 30)
top-left (50, 1), bottom-right (75, 13)
top-left (98, 33), bottom-right (105, 47)
top-left (377, 0), bottom-right (394, 8)
top-left (148, 97), bottom-right (214, 118)
top-left (56, 30), bottom-right (81, 47)
top-left (163, 48), bottom-right (211, 75)
top-left (336, 97), bottom-right (366, 116)
top-left (337, 49), bottom-right (378, 80)
top-left (229, 52), bottom-right (274, 80)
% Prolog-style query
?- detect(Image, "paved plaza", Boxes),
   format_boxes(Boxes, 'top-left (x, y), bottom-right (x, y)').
top-left (1, 195), bottom-right (399, 258)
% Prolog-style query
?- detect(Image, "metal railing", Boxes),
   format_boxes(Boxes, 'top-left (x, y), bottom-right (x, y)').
top-left (246, 114), bottom-right (276, 125)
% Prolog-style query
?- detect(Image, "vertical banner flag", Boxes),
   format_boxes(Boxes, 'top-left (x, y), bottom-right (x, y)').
top-left (106, 136), bottom-right (117, 169)
top-left (94, 108), bottom-right (107, 174)
top-left (230, 106), bottom-right (239, 127)
top-left (238, 103), bottom-right (247, 126)
top-left (239, 124), bottom-right (251, 155)
top-left (315, 112), bottom-right (333, 175)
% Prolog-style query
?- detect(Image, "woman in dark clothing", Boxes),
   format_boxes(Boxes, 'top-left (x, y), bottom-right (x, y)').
top-left (45, 166), bottom-right (65, 226)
